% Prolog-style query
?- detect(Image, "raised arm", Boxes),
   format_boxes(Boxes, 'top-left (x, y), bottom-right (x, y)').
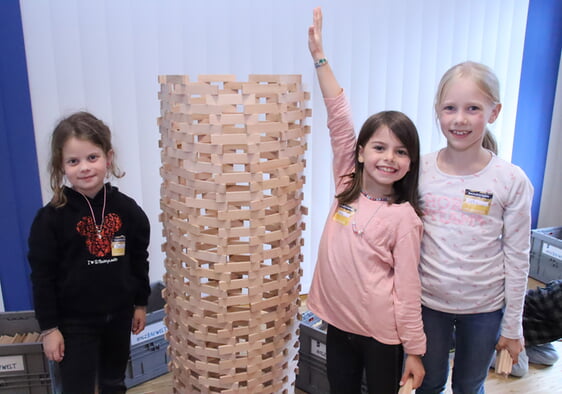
top-left (309, 7), bottom-right (342, 99)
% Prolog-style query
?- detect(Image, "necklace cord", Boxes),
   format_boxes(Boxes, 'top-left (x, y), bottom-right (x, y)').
top-left (352, 195), bottom-right (385, 236)
top-left (79, 185), bottom-right (107, 237)
top-left (360, 190), bottom-right (390, 202)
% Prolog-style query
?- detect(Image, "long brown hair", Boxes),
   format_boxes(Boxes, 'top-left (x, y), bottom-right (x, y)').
top-left (49, 112), bottom-right (123, 207)
top-left (336, 110), bottom-right (422, 217)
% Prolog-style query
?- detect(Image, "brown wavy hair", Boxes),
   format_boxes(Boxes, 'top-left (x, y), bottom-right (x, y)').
top-left (49, 112), bottom-right (123, 207)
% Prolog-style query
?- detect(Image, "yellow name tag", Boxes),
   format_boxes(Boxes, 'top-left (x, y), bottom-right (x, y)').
top-left (333, 204), bottom-right (355, 225)
top-left (461, 189), bottom-right (493, 215)
top-left (112, 235), bottom-right (126, 256)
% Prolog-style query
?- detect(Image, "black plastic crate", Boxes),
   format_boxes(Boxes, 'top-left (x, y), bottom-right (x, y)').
top-left (297, 352), bottom-right (331, 394)
top-left (299, 311), bottom-right (327, 363)
top-left (296, 310), bottom-right (367, 394)
top-left (0, 311), bottom-right (59, 394)
top-left (529, 226), bottom-right (562, 283)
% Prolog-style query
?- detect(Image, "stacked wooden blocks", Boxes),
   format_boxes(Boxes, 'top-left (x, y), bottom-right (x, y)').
top-left (158, 74), bottom-right (310, 393)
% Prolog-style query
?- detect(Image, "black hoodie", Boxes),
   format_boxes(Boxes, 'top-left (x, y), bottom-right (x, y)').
top-left (28, 183), bottom-right (150, 331)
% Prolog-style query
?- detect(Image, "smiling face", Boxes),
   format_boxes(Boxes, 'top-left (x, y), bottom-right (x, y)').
top-left (62, 137), bottom-right (113, 198)
top-left (437, 76), bottom-right (501, 153)
top-left (358, 126), bottom-right (411, 197)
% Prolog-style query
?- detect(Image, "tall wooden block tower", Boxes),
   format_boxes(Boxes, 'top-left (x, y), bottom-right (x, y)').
top-left (158, 74), bottom-right (310, 393)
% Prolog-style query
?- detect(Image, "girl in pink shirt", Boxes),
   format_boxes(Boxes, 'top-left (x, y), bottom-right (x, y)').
top-left (306, 7), bottom-right (426, 393)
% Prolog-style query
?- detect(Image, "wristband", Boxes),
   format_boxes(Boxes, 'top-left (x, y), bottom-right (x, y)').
top-left (314, 58), bottom-right (328, 68)
top-left (39, 327), bottom-right (58, 340)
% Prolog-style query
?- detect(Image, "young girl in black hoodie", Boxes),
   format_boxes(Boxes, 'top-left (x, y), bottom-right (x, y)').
top-left (28, 112), bottom-right (150, 394)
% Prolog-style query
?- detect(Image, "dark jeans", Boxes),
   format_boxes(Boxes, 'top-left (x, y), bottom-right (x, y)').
top-left (58, 309), bottom-right (133, 394)
top-left (326, 324), bottom-right (404, 394)
top-left (417, 306), bottom-right (502, 394)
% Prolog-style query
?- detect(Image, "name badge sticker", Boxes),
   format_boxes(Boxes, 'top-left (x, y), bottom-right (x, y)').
top-left (461, 189), bottom-right (493, 215)
top-left (310, 338), bottom-right (327, 360)
top-left (333, 204), bottom-right (355, 225)
top-left (112, 235), bottom-right (126, 256)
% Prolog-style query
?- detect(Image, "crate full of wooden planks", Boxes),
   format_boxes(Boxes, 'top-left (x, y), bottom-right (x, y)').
top-left (0, 311), bottom-right (59, 394)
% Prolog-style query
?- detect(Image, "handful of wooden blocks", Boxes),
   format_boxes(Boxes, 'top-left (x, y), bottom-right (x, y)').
top-left (495, 348), bottom-right (513, 376)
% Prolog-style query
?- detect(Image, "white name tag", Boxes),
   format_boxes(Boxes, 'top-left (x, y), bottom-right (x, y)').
top-left (310, 338), bottom-right (327, 360)
top-left (543, 243), bottom-right (562, 260)
top-left (0, 355), bottom-right (25, 373)
top-left (130, 321), bottom-right (168, 346)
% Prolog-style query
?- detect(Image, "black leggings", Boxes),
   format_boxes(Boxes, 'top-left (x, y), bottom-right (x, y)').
top-left (58, 309), bottom-right (133, 394)
top-left (326, 324), bottom-right (404, 394)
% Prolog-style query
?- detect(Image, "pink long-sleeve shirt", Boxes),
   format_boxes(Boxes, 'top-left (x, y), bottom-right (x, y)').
top-left (307, 92), bottom-right (426, 355)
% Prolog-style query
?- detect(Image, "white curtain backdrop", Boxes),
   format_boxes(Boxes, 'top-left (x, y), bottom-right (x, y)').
top-left (19, 0), bottom-right (529, 292)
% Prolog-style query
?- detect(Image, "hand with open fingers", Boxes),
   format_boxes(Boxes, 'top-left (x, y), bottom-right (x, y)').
top-left (132, 306), bottom-right (147, 335)
top-left (42, 328), bottom-right (64, 362)
top-left (399, 354), bottom-right (425, 390)
top-left (308, 7), bottom-right (324, 60)
top-left (307, 6), bottom-right (341, 98)
top-left (496, 335), bottom-right (524, 364)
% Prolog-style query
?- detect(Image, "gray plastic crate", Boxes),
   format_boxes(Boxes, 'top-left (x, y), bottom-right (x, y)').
top-left (2, 282), bottom-right (168, 392)
top-left (124, 307), bottom-right (169, 387)
top-left (529, 226), bottom-right (562, 283)
top-left (0, 311), bottom-right (59, 394)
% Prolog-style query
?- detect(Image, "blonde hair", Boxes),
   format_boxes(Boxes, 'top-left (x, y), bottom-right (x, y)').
top-left (435, 61), bottom-right (499, 154)
top-left (49, 112), bottom-right (123, 207)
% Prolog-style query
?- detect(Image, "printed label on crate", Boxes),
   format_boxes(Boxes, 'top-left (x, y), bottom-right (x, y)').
top-left (542, 243), bottom-right (562, 261)
top-left (0, 355), bottom-right (25, 373)
top-left (130, 320), bottom-right (168, 346)
top-left (310, 338), bottom-right (327, 360)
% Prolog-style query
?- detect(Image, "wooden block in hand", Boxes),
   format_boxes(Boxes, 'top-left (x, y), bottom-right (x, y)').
top-left (398, 376), bottom-right (414, 393)
top-left (495, 348), bottom-right (513, 376)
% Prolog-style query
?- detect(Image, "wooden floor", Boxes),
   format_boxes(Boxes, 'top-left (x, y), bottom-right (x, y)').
top-left (129, 278), bottom-right (561, 393)
top-left (128, 340), bottom-right (561, 394)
